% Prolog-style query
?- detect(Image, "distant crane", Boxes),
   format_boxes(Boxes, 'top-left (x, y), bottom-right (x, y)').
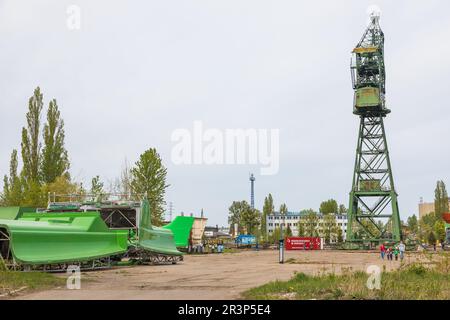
top-left (249, 173), bottom-right (255, 209)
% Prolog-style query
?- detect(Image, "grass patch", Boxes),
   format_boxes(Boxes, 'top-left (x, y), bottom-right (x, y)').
top-left (0, 271), bottom-right (64, 298)
top-left (243, 256), bottom-right (450, 300)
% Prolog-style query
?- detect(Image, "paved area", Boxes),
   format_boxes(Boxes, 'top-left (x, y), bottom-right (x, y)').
top-left (16, 250), bottom-right (417, 300)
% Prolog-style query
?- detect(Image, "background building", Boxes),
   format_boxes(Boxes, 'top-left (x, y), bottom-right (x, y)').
top-left (266, 212), bottom-right (347, 242)
top-left (418, 199), bottom-right (450, 220)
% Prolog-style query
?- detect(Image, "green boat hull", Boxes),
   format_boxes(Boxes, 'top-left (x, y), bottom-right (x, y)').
top-left (1, 213), bottom-right (128, 265)
top-left (0, 199), bottom-right (191, 267)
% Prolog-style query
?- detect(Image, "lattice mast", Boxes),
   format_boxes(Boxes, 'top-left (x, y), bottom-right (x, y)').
top-left (346, 12), bottom-right (401, 244)
top-left (250, 173), bottom-right (255, 209)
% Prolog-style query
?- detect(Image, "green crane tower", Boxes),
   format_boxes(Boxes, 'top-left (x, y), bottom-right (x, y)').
top-left (346, 13), bottom-right (401, 246)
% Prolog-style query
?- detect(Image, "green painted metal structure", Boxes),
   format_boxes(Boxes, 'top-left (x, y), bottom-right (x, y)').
top-left (347, 13), bottom-right (401, 245)
top-left (136, 199), bottom-right (182, 256)
top-left (0, 213), bottom-right (128, 265)
top-left (0, 207), bottom-right (36, 220)
top-left (0, 199), bottom-right (189, 269)
top-left (163, 216), bottom-right (195, 248)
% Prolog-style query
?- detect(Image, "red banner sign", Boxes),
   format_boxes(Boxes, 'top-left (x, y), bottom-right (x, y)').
top-left (285, 237), bottom-right (322, 250)
top-left (443, 213), bottom-right (450, 224)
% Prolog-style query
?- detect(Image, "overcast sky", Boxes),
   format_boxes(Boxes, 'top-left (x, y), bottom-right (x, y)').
top-left (1, 0), bottom-right (449, 226)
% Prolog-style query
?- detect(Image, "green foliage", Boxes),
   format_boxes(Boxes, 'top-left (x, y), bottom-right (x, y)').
top-left (1, 150), bottom-right (24, 206)
top-left (228, 201), bottom-right (246, 233)
top-left (279, 203), bottom-right (288, 216)
top-left (90, 175), bottom-right (104, 197)
top-left (261, 194), bottom-right (274, 239)
top-left (242, 207), bottom-right (261, 235)
top-left (2, 87), bottom-right (72, 208)
top-left (434, 180), bottom-right (449, 218)
top-left (303, 209), bottom-right (318, 237)
top-left (40, 99), bottom-right (69, 184)
top-left (21, 180), bottom-right (46, 208)
top-left (419, 210), bottom-right (446, 243)
top-left (43, 176), bottom-right (80, 202)
top-left (285, 224), bottom-right (293, 237)
top-left (130, 148), bottom-right (169, 226)
top-left (228, 200), bottom-right (260, 234)
top-left (269, 227), bottom-right (281, 244)
top-left (337, 228), bottom-right (344, 243)
top-left (323, 213), bottom-right (338, 244)
top-left (427, 230), bottom-right (437, 245)
top-left (319, 199), bottom-right (338, 214)
top-left (338, 204), bottom-right (347, 214)
top-left (21, 87), bottom-right (43, 185)
top-left (407, 214), bottom-right (419, 234)
top-left (433, 220), bottom-right (446, 243)
top-left (297, 221), bottom-right (305, 237)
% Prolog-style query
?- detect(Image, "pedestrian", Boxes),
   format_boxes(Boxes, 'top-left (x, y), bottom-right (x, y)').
top-left (380, 243), bottom-right (386, 260)
top-left (398, 241), bottom-right (406, 261)
top-left (394, 246), bottom-right (399, 261)
top-left (387, 247), bottom-right (393, 261)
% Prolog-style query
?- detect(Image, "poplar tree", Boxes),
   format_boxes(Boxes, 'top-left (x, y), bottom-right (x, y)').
top-left (1, 150), bottom-right (24, 205)
top-left (40, 99), bottom-right (69, 184)
top-left (21, 87), bottom-right (43, 184)
top-left (130, 148), bottom-right (169, 226)
top-left (434, 180), bottom-right (449, 218)
top-left (261, 194), bottom-right (274, 239)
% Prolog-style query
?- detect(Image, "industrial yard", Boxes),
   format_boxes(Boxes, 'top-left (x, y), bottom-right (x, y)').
top-left (1, 1), bottom-right (450, 306)
top-left (11, 250), bottom-right (424, 300)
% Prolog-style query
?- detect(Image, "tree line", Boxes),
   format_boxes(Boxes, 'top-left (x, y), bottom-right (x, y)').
top-left (228, 195), bottom-right (346, 244)
top-left (1, 87), bottom-right (169, 226)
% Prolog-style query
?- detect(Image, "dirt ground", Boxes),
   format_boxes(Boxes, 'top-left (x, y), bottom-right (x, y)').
top-left (15, 250), bottom-right (420, 300)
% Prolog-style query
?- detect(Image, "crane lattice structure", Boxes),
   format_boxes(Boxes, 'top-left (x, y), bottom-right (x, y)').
top-left (346, 13), bottom-right (401, 245)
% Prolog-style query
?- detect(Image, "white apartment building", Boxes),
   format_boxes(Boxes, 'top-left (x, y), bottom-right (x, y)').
top-left (266, 211), bottom-right (348, 242)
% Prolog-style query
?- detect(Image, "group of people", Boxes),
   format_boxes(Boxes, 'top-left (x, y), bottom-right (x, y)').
top-left (380, 241), bottom-right (406, 261)
top-left (188, 242), bottom-right (225, 254)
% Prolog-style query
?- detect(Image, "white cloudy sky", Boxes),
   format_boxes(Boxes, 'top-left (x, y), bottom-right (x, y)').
top-left (1, 0), bottom-right (449, 226)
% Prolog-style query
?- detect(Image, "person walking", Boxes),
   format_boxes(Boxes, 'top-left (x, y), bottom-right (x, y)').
top-left (398, 241), bottom-right (406, 261)
top-left (380, 243), bottom-right (386, 260)
top-left (386, 247), bottom-right (391, 261)
top-left (394, 246), bottom-right (399, 261)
